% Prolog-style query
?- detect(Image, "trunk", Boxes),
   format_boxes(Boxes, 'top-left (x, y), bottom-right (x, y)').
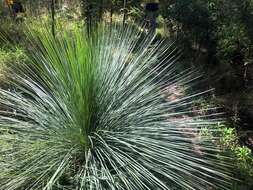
top-left (51, 0), bottom-right (56, 37)
top-left (28, 1), bottom-right (32, 16)
top-left (110, 1), bottom-right (113, 25)
top-left (149, 12), bottom-right (156, 33)
top-left (98, 0), bottom-right (103, 22)
top-left (81, 0), bottom-right (92, 35)
top-left (47, 0), bottom-right (51, 13)
top-left (7, 5), bottom-right (12, 17)
top-left (145, 2), bottom-right (159, 33)
top-left (5, 0), bottom-right (13, 17)
top-left (248, 44), bottom-right (251, 58)
top-left (122, 0), bottom-right (127, 26)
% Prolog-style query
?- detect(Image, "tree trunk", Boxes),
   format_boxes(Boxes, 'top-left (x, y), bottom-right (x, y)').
top-left (51, 0), bottom-right (56, 37)
top-left (122, 0), bottom-right (127, 26)
top-left (98, 0), bottom-right (103, 22)
top-left (110, 1), bottom-right (113, 26)
top-left (81, 0), bottom-right (92, 35)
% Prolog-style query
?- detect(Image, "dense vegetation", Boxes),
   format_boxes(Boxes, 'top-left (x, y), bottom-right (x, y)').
top-left (0, 0), bottom-right (253, 189)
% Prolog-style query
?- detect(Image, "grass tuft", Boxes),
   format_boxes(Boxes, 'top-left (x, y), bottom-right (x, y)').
top-left (0, 24), bottom-right (234, 189)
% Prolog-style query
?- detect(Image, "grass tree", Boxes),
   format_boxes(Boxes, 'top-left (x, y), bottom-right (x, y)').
top-left (0, 24), bottom-right (233, 189)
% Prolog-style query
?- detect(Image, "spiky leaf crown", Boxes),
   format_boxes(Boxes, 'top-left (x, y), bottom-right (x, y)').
top-left (0, 24), bottom-right (233, 190)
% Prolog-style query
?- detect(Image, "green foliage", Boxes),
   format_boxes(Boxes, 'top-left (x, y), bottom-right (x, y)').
top-left (216, 124), bottom-right (253, 189)
top-left (0, 20), bottom-right (25, 45)
top-left (2, 0), bottom-right (253, 189)
top-left (212, 0), bottom-right (253, 65)
top-left (217, 22), bottom-right (250, 60)
top-left (220, 127), bottom-right (238, 149)
top-left (200, 122), bottom-right (253, 189)
top-left (235, 146), bottom-right (252, 164)
top-left (0, 24), bottom-right (234, 189)
top-left (0, 48), bottom-right (27, 87)
top-left (0, 48), bottom-right (26, 65)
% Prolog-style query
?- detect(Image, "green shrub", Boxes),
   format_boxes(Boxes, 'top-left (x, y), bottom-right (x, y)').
top-left (0, 48), bottom-right (26, 86)
top-left (216, 124), bottom-right (253, 189)
top-left (0, 25), bottom-right (234, 189)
